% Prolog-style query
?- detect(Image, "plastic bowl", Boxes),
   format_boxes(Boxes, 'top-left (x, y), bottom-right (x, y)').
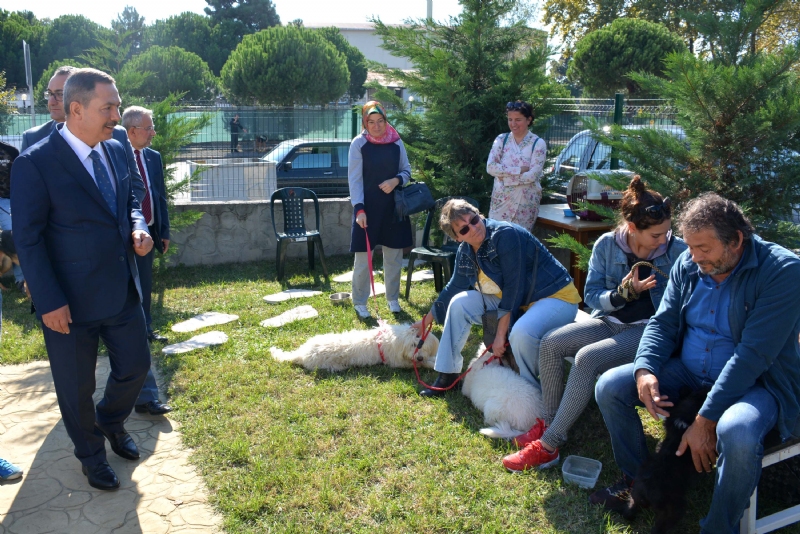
top-left (562, 455), bottom-right (602, 489)
top-left (563, 208), bottom-right (576, 217)
top-left (329, 292), bottom-right (351, 305)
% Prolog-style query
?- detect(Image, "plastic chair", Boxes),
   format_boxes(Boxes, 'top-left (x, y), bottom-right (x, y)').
top-left (404, 196), bottom-right (480, 299)
top-left (270, 187), bottom-right (329, 281)
top-left (739, 435), bottom-right (800, 534)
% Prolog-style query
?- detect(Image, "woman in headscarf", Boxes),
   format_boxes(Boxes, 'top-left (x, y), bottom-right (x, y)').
top-left (348, 101), bottom-right (413, 319)
top-left (486, 100), bottom-right (547, 230)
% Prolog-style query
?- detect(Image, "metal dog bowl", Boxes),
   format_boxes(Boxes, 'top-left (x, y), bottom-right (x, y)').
top-left (329, 292), bottom-right (351, 305)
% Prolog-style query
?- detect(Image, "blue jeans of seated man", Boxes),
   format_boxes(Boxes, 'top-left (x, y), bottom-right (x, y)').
top-left (595, 359), bottom-right (778, 534)
top-left (432, 290), bottom-right (578, 385)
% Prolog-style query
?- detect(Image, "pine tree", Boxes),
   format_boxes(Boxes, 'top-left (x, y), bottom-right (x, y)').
top-left (372, 0), bottom-right (567, 209)
top-left (594, 0), bottom-right (800, 246)
top-left (220, 26), bottom-right (349, 105)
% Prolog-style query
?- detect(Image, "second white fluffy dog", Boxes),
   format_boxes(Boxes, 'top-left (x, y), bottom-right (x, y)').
top-left (461, 345), bottom-right (544, 439)
top-left (270, 324), bottom-right (439, 372)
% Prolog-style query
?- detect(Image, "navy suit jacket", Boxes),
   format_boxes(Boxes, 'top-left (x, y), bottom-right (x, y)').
top-left (20, 119), bottom-right (56, 152)
top-left (139, 147), bottom-right (170, 252)
top-left (22, 121), bottom-right (146, 205)
top-left (11, 128), bottom-right (148, 323)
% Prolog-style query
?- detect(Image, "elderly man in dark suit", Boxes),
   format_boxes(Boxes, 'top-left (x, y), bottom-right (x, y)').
top-left (11, 68), bottom-right (154, 491)
top-left (122, 106), bottom-right (172, 416)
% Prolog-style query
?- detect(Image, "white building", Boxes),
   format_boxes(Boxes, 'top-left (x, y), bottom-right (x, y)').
top-left (304, 23), bottom-right (414, 70)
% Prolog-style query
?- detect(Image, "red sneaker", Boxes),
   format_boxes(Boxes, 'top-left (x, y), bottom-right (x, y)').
top-left (512, 418), bottom-right (547, 448)
top-left (502, 440), bottom-right (560, 472)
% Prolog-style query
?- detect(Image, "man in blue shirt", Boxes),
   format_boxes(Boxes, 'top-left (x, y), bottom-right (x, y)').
top-left (590, 193), bottom-right (800, 533)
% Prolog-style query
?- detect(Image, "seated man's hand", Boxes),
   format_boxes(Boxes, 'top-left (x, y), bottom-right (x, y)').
top-left (677, 414), bottom-right (718, 473)
top-left (635, 369), bottom-right (673, 420)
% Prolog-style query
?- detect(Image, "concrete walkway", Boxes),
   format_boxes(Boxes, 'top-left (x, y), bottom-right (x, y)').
top-left (0, 357), bottom-right (222, 533)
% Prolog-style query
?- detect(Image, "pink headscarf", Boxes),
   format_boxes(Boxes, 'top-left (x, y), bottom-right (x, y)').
top-left (362, 101), bottom-right (401, 145)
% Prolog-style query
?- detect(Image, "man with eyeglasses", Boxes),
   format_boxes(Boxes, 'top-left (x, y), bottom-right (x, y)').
top-left (20, 66), bottom-right (74, 152)
top-left (122, 106), bottom-right (172, 416)
top-left (590, 194), bottom-right (800, 533)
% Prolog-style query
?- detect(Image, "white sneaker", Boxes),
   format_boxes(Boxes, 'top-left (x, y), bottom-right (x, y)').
top-left (354, 305), bottom-right (371, 319)
top-left (388, 300), bottom-right (402, 313)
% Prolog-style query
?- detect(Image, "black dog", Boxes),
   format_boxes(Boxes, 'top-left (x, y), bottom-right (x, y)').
top-left (623, 386), bottom-right (711, 533)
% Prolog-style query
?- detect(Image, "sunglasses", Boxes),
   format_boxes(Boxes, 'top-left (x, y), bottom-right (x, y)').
top-left (643, 197), bottom-right (672, 218)
top-left (457, 214), bottom-right (482, 236)
top-left (506, 101), bottom-right (524, 111)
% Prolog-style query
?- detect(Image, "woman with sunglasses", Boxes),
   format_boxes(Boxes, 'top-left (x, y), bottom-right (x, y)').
top-left (485, 100), bottom-right (547, 231)
top-left (348, 101), bottom-right (413, 319)
top-left (413, 198), bottom-right (580, 396)
top-left (501, 176), bottom-right (687, 472)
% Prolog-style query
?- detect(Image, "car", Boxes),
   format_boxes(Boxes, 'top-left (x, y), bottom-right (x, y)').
top-left (552, 125), bottom-right (685, 180)
top-left (261, 138), bottom-right (352, 198)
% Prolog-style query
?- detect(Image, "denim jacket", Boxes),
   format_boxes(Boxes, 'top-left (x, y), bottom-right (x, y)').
top-left (635, 236), bottom-right (800, 440)
top-left (431, 218), bottom-right (572, 329)
top-left (584, 231), bottom-right (687, 319)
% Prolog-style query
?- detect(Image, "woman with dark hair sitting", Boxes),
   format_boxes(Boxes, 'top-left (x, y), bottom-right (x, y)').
top-left (413, 198), bottom-right (580, 396)
top-left (502, 176), bottom-right (687, 472)
top-left (486, 100), bottom-right (547, 231)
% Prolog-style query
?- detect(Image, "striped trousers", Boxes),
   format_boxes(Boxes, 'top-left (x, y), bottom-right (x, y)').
top-left (538, 317), bottom-right (646, 449)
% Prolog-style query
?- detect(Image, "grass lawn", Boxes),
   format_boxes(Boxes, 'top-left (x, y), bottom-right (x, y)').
top-left (1, 254), bottom-right (798, 533)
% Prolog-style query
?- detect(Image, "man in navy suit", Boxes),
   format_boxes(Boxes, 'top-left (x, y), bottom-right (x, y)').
top-left (19, 66), bottom-right (74, 153)
top-left (11, 68), bottom-right (154, 491)
top-left (122, 106), bottom-right (173, 416)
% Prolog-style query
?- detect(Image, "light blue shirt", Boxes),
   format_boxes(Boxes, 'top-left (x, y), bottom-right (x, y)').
top-left (680, 260), bottom-right (743, 382)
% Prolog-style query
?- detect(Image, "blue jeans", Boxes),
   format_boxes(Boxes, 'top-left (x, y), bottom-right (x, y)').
top-left (432, 290), bottom-right (578, 385)
top-left (0, 198), bottom-right (23, 285)
top-left (595, 360), bottom-right (778, 533)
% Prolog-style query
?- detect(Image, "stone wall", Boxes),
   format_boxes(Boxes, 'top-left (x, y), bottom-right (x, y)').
top-left (167, 198), bottom-right (354, 266)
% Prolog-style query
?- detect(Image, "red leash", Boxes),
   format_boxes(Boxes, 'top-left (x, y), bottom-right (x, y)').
top-left (412, 334), bottom-right (509, 392)
top-left (363, 230), bottom-right (384, 324)
top-left (364, 228), bottom-right (389, 362)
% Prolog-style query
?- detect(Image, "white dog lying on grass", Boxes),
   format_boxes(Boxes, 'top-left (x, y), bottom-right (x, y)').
top-left (269, 324), bottom-right (439, 372)
top-left (461, 345), bottom-right (544, 439)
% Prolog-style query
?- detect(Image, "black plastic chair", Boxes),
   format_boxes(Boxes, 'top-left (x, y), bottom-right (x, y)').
top-left (404, 196), bottom-right (480, 299)
top-left (270, 187), bottom-right (329, 281)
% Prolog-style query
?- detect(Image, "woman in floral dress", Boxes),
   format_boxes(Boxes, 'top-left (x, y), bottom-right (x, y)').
top-left (486, 101), bottom-right (547, 231)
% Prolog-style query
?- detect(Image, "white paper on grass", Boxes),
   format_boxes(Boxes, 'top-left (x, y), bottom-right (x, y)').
top-left (332, 270), bottom-right (380, 283)
top-left (162, 331), bottom-right (229, 354)
top-left (171, 312), bottom-right (239, 332)
top-left (262, 289), bottom-right (323, 303)
top-left (410, 269), bottom-right (435, 282)
top-left (260, 305), bottom-right (318, 327)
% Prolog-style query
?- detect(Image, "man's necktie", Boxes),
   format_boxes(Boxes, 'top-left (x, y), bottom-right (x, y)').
top-left (89, 150), bottom-right (117, 214)
top-left (134, 150), bottom-right (153, 224)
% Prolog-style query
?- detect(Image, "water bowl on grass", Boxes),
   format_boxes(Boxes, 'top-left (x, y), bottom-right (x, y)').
top-left (562, 455), bottom-right (602, 489)
top-left (329, 292), bottom-right (352, 306)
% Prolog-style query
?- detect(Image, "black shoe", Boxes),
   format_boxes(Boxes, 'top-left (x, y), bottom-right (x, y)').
top-left (95, 423), bottom-right (140, 461)
top-left (147, 331), bottom-right (168, 343)
top-left (419, 372), bottom-right (461, 397)
top-left (82, 461), bottom-right (120, 490)
top-left (135, 400), bottom-right (173, 415)
top-left (589, 474), bottom-right (634, 513)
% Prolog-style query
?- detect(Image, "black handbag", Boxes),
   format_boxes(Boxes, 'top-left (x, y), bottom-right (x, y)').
top-left (394, 179), bottom-right (435, 220)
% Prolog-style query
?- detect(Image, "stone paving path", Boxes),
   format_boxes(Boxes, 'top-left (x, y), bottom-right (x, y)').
top-left (0, 358), bottom-right (222, 533)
